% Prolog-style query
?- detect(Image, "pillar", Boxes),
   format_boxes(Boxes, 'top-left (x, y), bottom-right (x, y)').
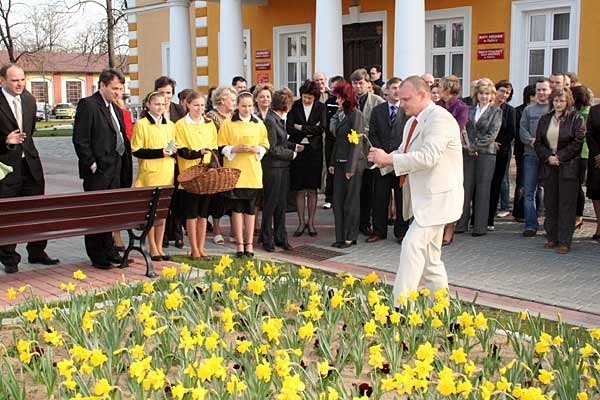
top-left (168, 0), bottom-right (194, 90)
top-left (218, 0), bottom-right (244, 85)
top-left (315, 0), bottom-right (344, 80)
top-left (393, 0), bottom-right (426, 79)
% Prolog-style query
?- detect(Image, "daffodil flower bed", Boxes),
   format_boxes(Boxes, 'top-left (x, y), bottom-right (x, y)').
top-left (1, 256), bottom-right (599, 399)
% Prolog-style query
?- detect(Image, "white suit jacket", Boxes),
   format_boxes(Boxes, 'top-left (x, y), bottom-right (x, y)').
top-left (382, 102), bottom-right (464, 226)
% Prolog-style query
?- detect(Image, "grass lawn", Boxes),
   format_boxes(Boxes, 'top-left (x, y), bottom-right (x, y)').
top-left (34, 129), bottom-right (72, 137)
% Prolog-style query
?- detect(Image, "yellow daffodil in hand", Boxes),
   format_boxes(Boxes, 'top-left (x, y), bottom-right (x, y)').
top-left (347, 129), bottom-right (360, 144)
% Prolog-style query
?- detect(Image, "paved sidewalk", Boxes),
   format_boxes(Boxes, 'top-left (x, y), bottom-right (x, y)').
top-left (1, 137), bottom-right (599, 327)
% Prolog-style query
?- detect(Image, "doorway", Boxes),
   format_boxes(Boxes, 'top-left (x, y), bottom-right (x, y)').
top-left (342, 21), bottom-right (383, 78)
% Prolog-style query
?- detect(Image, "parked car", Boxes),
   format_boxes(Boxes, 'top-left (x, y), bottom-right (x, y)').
top-left (54, 103), bottom-right (76, 119)
top-left (36, 103), bottom-right (46, 122)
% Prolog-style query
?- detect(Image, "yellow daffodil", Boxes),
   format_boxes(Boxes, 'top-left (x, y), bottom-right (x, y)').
top-left (236, 339), bottom-right (252, 354)
top-left (262, 317), bottom-right (283, 343)
top-left (142, 282), bottom-right (154, 294)
top-left (416, 342), bottom-right (437, 362)
top-left (143, 368), bottom-right (166, 391)
top-left (22, 309), bottom-right (38, 323)
top-left (450, 348), bottom-right (468, 364)
top-left (226, 375), bottom-right (247, 395)
top-left (6, 287), bottom-right (16, 300)
top-left (580, 343), bottom-right (596, 358)
top-left (89, 349), bottom-right (107, 367)
top-left (161, 266), bottom-right (177, 278)
top-left (43, 328), bottom-right (64, 346)
top-left (93, 378), bottom-right (112, 396)
top-left (373, 303), bottom-right (390, 324)
top-left (368, 345), bottom-right (385, 369)
top-left (408, 311), bottom-right (423, 326)
top-left (436, 367), bottom-right (457, 396)
top-left (165, 289), bottom-right (184, 311)
top-left (347, 129), bottom-right (360, 144)
top-left (364, 318), bottom-right (377, 337)
top-left (247, 276), bottom-right (267, 295)
top-left (72, 269), bottom-right (87, 280)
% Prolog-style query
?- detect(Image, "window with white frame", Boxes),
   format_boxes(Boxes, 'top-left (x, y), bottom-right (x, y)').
top-left (274, 24), bottom-right (311, 96)
top-left (427, 19), bottom-right (465, 85)
top-left (526, 10), bottom-right (570, 84)
top-left (66, 81), bottom-right (82, 104)
top-left (161, 42), bottom-right (170, 76)
top-left (31, 81), bottom-right (48, 103)
top-left (425, 7), bottom-right (471, 96)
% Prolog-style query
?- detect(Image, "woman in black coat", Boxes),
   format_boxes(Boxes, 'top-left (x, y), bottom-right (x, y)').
top-left (259, 89), bottom-right (304, 252)
top-left (587, 103), bottom-right (600, 240)
top-left (328, 82), bottom-right (366, 248)
top-left (534, 87), bottom-right (585, 253)
top-left (287, 80), bottom-right (327, 237)
top-left (488, 80), bottom-right (516, 228)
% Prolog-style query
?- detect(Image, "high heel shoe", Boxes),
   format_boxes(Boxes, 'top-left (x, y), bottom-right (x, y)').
top-left (442, 233), bottom-right (454, 247)
top-left (308, 225), bottom-right (317, 237)
top-left (235, 243), bottom-right (244, 258)
top-left (575, 220), bottom-right (584, 230)
top-left (293, 223), bottom-right (307, 237)
top-left (244, 243), bottom-right (254, 258)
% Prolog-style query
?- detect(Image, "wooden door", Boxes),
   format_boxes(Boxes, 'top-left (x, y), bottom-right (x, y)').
top-left (343, 21), bottom-right (383, 79)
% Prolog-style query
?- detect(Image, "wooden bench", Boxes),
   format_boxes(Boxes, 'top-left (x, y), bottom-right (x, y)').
top-left (0, 186), bottom-right (174, 278)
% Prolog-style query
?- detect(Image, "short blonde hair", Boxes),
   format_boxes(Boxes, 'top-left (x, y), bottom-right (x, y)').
top-left (211, 86), bottom-right (237, 106)
top-left (252, 83), bottom-right (274, 100)
top-left (473, 78), bottom-right (496, 101)
top-left (439, 75), bottom-right (462, 96)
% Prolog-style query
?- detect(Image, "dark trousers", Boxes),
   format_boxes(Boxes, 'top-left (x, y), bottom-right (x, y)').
top-left (260, 167), bottom-right (289, 246)
top-left (457, 153), bottom-right (496, 235)
top-left (324, 138), bottom-right (335, 203)
top-left (359, 168), bottom-right (374, 230)
top-left (0, 159), bottom-right (46, 267)
top-left (333, 163), bottom-right (362, 243)
top-left (372, 171), bottom-right (409, 238)
top-left (82, 157), bottom-right (121, 263)
top-left (543, 163), bottom-right (579, 248)
top-left (576, 158), bottom-right (587, 217)
top-left (488, 149), bottom-right (512, 226)
top-left (512, 152), bottom-right (525, 219)
top-left (165, 188), bottom-right (184, 242)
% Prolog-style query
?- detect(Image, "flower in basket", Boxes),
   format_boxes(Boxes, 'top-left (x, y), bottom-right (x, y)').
top-left (347, 129), bottom-right (373, 148)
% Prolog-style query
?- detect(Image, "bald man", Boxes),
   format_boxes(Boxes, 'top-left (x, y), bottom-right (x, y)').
top-left (368, 76), bottom-right (463, 303)
top-left (421, 73), bottom-right (435, 87)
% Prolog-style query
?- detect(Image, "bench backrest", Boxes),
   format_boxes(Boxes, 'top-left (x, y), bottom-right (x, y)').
top-left (0, 186), bottom-right (174, 246)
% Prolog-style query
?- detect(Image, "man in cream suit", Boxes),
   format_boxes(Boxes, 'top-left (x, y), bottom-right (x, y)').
top-left (368, 76), bottom-right (463, 305)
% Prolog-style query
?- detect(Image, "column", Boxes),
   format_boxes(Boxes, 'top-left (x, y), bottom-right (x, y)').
top-left (315, 0), bottom-right (343, 79)
top-left (218, 0), bottom-right (244, 85)
top-left (393, 0), bottom-right (426, 78)
top-left (168, 0), bottom-right (194, 90)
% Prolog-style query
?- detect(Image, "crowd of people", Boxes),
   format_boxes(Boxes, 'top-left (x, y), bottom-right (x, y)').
top-left (1, 60), bottom-right (600, 273)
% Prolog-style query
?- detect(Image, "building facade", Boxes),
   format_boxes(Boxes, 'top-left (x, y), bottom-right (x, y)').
top-left (127, 0), bottom-right (599, 105)
top-left (0, 51), bottom-right (130, 106)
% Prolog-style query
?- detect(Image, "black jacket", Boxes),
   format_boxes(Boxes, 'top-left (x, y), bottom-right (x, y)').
top-left (286, 99), bottom-right (327, 152)
top-left (330, 109), bottom-right (366, 174)
top-left (262, 109), bottom-right (296, 168)
top-left (495, 103), bottom-right (516, 151)
top-left (368, 101), bottom-right (408, 153)
top-left (535, 111), bottom-right (585, 163)
top-left (72, 91), bottom-right (132, 187)
top-left (0, 89), bottom-right (43, 187)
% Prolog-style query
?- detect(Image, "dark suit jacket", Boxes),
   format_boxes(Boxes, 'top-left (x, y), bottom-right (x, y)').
top-left (286, 99), bottom-right (327, 152)
top-left (535, 111), bottom-right (585, 163)
top-left (72, 91), bottom-right (132, 187)
top-left (262, 109), bottom-right (295, 168)
top-left (0, 89), bottom-right (44, 191)
top-left (495, 103), bottom-right (516, 151)
top-left (466, 105), bottom-right (503, 154)
top-left (369, 101), bottom-right (409, 153)
top-left (330, 109), bottom-right (366, 174)
top-left (587, 104), bottom-right (600, 159)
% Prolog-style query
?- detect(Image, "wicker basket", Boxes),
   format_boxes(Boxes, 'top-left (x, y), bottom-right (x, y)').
top-left (178, 151), bottom-right (241, 195)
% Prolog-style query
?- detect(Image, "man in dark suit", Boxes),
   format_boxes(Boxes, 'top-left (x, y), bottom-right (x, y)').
top-left (350, 68), bottom-right (385, 236)
top-left (0, 63), bottom-right (60, 273)
top-left (367, 77), bottom-right (410, 243)
top-left (73, 68), bottom-right (132, 269)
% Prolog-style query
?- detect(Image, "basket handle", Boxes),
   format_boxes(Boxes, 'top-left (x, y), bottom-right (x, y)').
top-left (204, 149), bottom-right (221, 168)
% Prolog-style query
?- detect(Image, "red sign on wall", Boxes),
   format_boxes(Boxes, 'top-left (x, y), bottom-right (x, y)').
top-left (255, 49), bottom-right (271, 59)
top-left (478, 32), bottom-right (505, 44)
top-left (477, 48), bottom-right (505, 60)
top-left (255, 62), bottom-right (271, 71)
top-left (257, 73), bottom-right (270, 84)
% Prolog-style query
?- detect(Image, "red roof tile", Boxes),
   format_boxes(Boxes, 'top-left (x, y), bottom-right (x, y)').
top-left (0, 51), bottom-right (128, 74)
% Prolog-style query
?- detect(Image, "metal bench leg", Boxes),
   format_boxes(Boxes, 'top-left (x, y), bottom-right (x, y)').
top-left (120, 228), bottom-right (157, 278)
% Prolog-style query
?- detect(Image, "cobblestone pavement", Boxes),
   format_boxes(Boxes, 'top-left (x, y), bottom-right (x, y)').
top-left (4, 137), bottom-right (600, 322)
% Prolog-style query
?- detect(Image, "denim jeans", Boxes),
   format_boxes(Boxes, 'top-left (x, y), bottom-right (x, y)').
top-left (523, 153), bottom-right (539, 231)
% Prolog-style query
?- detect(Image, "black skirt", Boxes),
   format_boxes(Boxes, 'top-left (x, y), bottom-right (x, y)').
top-left (290, 145), bottom-right (323, 190)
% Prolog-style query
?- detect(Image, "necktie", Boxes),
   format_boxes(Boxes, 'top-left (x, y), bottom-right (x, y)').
top-left (390, 105), bottom-right (397, 126)
top-left (398, 119), bottom-right (418, 187)
top-left (13, 97), bottom-right (23, 132)
top-left (109, 104), bottom-right (125, 156)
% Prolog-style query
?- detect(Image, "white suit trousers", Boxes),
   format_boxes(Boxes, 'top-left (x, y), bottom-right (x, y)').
top-left (392, 220), bottom-right (448, 306)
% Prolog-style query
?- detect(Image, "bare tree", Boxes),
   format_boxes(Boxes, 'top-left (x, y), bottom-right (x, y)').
top-left (0, 0), bottom-right (25, 62)
top-left (24, 2), bottom-right (72, 52)
top-left (70, 0), bottom-right (128, 68)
